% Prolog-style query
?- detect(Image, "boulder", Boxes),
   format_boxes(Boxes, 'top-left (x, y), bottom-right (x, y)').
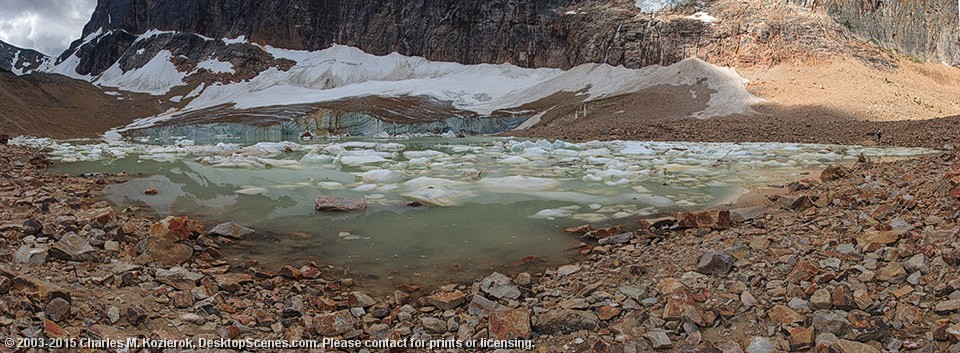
top-left (488, 308), bottom-right (531, 339)
top-left (315, 196), bottom-right (367, 212)
top-left (425, 291), bottom-right (467, 310)
top-left (208, 222), bottom-right (255, 239)
top-left (14, 245), bottom-right (47, 264)
top-left (696, 250), bottom-right (735, 275)
top-left (149, 216), bottom-right (204, 242)
top-left (49, 233), bottom-right (96, 261)
top-left (480, 272), bottom-right (520, 300)
top-left (76, 207), bottom-right (117, 228)
top-left (820, 165), bottom-right (848, 182)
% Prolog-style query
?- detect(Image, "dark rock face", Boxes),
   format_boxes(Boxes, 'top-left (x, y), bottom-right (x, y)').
top-left (0, 40), bottom-right (49, 74)
top-left (821, 0), bottom-right (959, 66)
top-left (70, 0), bottom-right (716, 76)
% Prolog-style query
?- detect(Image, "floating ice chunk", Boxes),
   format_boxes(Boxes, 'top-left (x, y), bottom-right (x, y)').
top-left (375, 143), bottom-right (406, 152)
top-left (588, 203), bottom-right (602, 210)
top-left (586, 157), bottom-right (611, 164)
top-left (620, 144), bottom-right (654, 155)
top-left (530, 209), bottom-right (574, 220)
top-left (553, 149), bottom-right (580, 157)
top-left (402, 177), bottom-right (468, 190)
top-left (612, 212), bottom-right (633, 219)
top-left (401, 188), bottom-right (459, 207)
top-left (357, 169), bottom-right (406, 184)
top-left (478, 176), bottom-right (559, 191)
top-left (365, 194), bottom-right (386, 199)
top-left (522, 147), bottom-right (548, 156)
top-left (500, 156), bottom-right (530, 164)
top-left (353, 184), bottom-right (378, 192)
top-left (580, 148), bottom-right (612, 156)
top-left (582, 174), bottom-right (603, 183)
top-left (407, 157), bottom-right (430, 165)
top-left (632, 185), bottom-right (652, 193)
top-left (441, 131), bottom-right (457, 138)
top-left (339, 155), bottom-right (388, 166)
top-left (301, 153), bottom-right (334, 163)
top-left (236, 187), bottom-right (268, 195)
top-left (604, 178), bottom-right (631, 186)
top-left (403, 150), bottom-right (448, 159)
top-left (317, 182), bottom-right (344, 190)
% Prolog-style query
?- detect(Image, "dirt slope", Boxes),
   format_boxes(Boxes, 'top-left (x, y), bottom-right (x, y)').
top-left (0, 71), bottom-right (163, 139)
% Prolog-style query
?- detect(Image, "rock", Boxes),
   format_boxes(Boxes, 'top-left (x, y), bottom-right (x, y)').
top-left (828, 339), bottom-right (881, 353)
top-left (283, 296), bottom-right (304, 317)
top-left (144, 188), bottom-right (159, 195)
top-left (847, 312), bottom-right (888, 341)
top-left (480, 272), bottom-right (520, 300)
top-left (811, 288), bottom-right (833, 309)
top-left (789, 195), bottom-right (815, 210)
top-left (857, 230), bottom-right (899, 245)
top-left (43, 319), bottom-right (67, 339)
top-left (426, 291), bottom-right (467, 310)
top-left (646, 329), bottom-right (673, 349)
top-left (745, 336), bottom-right (778, 353)
top-left (696, 250), bottom-right (735, 275)
top-left (421, 317), bottom-right (447, 334)
top-left (155, 267), bottom-right (204, 291)
top-left (348, 291), bottom-right (376, 307)
top-left (740, 291), bottom-right (758, 307)
top-left (934, 299), bottom-right (960, 314)
top-left (467, 294), bottom-right (500, 316)
top-left (563, 224), bottom-right (592, 234)
top-left (489, 308), bottom-right (531, 339)
top-left (598, 232), bottom-right (634, 245)
top-left (315, 196), bottom-right (367, 212)
top-left (315, 310), bottom-right (357, 336)
top-left (149, 216), bottom-right (204, 241)
top-left (813, 310), bottom-right (851, 336)
top-left (664, 289), bottom-right (704, 325)
top-left (595, 305), bottom-right (621, 320)
top-left (786, 261), bottom-right (819, 283)
top-left (677, 210), bottom-right (731, 229)
top-left (902, 254), bottom-right (929, 273)
top-left (820, 165), bottom-right (848, 182)
top-left (786, 326), bottom-right (815, 351)
top-left (0, 134), bottom-right (7, 145)
top-left (831, 285), bottom-right (856, 310)
top-left (557, 264), bottom-right (581, 276)
top-left (279, 265), bottom-right (302, 280)
top-left (208, 222), bottom-right (255, 239)
top-left (767, 304), bottom-right (804, 325)
top-left (76, 207), bottom-right (117, 228)
top-left (45, 297), bottom-right (71, 322)
top-left (49, 233), bottom-right (95, 261)
top-left (107, 306), bottom-right (121, 324)
top-left (22, 219), bottom-right (43, 236)
top-left (213, 273), bottom-right (254, 291)
top-left (140, 237), bottom-right (193, 266)
top-left (534, 309), bottom-right (599, 335)
top-left (14, 245), bottom-right (47, 264)
top-left (582, 225), bottom-right (622, 239)
top-left (877, 262), bottom-right (906, 283)
top-left (126, 306), bottom-right (148, 326)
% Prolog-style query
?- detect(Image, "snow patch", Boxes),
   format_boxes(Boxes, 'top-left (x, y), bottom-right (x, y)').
top-left (687, 11), bottom-right (718, 23)
top-left (96, 50), bottom-right (187, 95)
top-left (634, 0), bottom-right (689, 13)
top-left (193, 58), bottom-right (235, 74)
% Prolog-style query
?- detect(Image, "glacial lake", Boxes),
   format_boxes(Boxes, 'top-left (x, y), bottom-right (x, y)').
top-left (28, 136), bottom-right (933, 290)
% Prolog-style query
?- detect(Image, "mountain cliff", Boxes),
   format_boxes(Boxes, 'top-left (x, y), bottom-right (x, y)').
top-left (0, 40), bottom-right (50, 75)
top-left (3, 0), bottom-right (959, 138)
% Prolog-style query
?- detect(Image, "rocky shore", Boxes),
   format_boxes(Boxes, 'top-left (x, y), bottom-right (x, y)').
top-left (2, 141), bottom-right (960, 353)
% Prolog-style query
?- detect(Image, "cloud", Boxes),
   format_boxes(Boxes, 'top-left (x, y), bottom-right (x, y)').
top-left (0, 0), bottom-right (96, 56)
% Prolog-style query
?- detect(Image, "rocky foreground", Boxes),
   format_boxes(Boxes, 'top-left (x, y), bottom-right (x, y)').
top-left (2, 142), bottom-right (960, 353)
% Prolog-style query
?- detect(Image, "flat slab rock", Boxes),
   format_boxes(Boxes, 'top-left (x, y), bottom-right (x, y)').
top-left (315, 196), bottom-right (368, 212)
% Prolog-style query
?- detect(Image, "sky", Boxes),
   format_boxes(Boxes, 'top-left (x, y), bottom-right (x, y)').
top-left (0, 0), bottom-right (96, 56)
